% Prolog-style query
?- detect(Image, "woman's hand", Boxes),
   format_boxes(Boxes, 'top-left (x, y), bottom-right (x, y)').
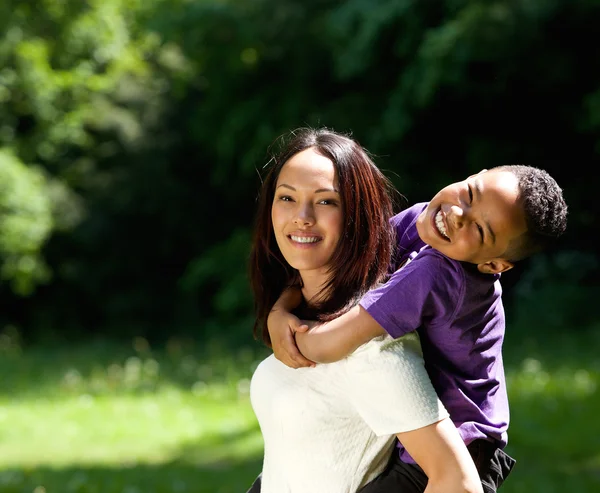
top-left (267, 287), bottom-right (315, 368)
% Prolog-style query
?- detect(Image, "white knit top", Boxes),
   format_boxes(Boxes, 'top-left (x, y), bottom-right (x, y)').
top-left (250, 332), bottom-right (448, 493)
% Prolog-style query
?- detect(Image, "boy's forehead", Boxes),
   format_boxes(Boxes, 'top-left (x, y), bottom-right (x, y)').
top-left (476, 170), bottom-right (526, 240)
top-left (472, 169), bottom-right (516, 193)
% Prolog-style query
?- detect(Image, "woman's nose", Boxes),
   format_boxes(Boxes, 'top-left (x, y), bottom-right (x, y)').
top-left (293, 203), bottom-right (315, 226)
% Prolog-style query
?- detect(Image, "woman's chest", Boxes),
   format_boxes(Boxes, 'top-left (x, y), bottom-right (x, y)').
top-left (250, 355), bottom-right (361, 437)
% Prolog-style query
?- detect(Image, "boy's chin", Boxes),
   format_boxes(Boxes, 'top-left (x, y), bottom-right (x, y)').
top-left (415, 211), bottom-right (428, 238)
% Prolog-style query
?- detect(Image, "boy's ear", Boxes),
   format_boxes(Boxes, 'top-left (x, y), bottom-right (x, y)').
top-left (467, 169), bottom-right (488, 180)
top-left (477, 258), bottom-right (514, 275)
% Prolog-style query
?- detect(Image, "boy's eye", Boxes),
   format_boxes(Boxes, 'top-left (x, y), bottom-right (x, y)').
top-left (476, 223), bottom-right (484, 241)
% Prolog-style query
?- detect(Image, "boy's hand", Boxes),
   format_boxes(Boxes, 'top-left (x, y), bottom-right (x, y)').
top-left (269, 311), bottom-right (315, 368)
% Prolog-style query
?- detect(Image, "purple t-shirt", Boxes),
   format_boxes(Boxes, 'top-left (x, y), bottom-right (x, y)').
top-left (359, 203), bottom-right (509, 464)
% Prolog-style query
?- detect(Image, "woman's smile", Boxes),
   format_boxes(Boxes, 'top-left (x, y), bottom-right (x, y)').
top-left (288, 232), bottom-right (323, 246)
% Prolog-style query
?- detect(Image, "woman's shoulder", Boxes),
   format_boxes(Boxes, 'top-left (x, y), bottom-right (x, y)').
top-left (346, 332), bottom-right (424, 369)
top-left (352, 331), bottom-right (421, 351)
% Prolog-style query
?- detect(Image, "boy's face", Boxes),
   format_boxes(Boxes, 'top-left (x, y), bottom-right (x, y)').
top-left (416, 169), bottom-right (528, 274)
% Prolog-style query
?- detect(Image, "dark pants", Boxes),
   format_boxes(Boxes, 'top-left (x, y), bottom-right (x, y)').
top-left (246, 475), bottom-right (261, 493)
top-left (359, 440), bottom-right (516, 493)
top-left (245, 440), bottom-right (515, 493)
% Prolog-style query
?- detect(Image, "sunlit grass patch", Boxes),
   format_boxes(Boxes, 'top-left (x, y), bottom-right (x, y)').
top-left (0, 335), bottom-right (263, 400)
top-left (0, 336), bottom-right (269, 492)
top-left (2, 325), bottom-right (599, 492)
top-left (502, 325), bottom-right (600, 493)
top-left (0, 391), bottom-right (261, 467)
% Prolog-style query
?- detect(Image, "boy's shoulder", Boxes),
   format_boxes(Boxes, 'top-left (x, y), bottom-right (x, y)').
top-left (414, 247), bottom-right (503, 319)
top-left (413, 246), bottom-right (499, 288)
top-left (405, 246), bottom-right (468, 296)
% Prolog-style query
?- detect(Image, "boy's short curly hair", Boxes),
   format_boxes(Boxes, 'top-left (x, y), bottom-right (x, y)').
top-left (496, 164), bottom-right (568, 262)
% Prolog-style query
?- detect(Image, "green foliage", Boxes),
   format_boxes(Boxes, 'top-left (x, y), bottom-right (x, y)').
top-left (512, 251), bottom-right (600, 330)
top-left (0, 0), bottom-right (167, 298)
top-left (1, 0), bottom-right (156, 162)
top-left (180, 229), bottom-right (254, 324)
top-left (0, 150), bottom-right (53, 294)
top-left (0, 0), bottom-right (597, 339)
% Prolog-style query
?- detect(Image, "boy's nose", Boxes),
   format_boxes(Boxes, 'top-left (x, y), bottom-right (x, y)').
top-left (449, 205), bottom-right (465, 228)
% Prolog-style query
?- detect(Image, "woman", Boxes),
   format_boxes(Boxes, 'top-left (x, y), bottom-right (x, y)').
top-left (247, 127), bottom-right (481, 493)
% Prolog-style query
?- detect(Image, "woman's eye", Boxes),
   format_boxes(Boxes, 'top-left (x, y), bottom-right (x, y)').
top-left (467, 185), bottom-right (473, 203)
top-left (318, 199), bottom-right (337, 206)
top-left (279, 195), bottom-right (293, 202)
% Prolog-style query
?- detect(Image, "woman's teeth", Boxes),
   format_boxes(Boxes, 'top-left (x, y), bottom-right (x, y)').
top-left (435, 211), bottom-right (449, 239)
top-left (290, 235), bottom-right (320, 243)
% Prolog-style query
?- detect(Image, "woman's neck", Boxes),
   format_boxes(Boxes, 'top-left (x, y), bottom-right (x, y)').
top-left (299, 269), bottom-right (329, 306)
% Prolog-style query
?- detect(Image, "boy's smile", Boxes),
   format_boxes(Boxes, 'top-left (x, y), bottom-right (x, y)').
top-left (416, 169), bottom-right (528, 272)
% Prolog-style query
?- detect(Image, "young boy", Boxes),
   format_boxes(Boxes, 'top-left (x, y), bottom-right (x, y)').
top-left (265, 165), bottom-right (568, 493)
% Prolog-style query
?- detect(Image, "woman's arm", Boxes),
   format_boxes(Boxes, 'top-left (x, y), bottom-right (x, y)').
top-left (397, 419), bottom-right (483, 493)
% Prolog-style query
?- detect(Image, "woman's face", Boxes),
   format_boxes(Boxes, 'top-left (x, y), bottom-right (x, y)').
top-left (271, 147), bottom-right (343, 280)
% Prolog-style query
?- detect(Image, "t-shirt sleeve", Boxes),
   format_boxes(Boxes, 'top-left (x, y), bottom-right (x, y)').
top-left (388, 204), bottom-right (426, 271)
top-left (347, 333), bottom-right (449, 436)
top-left (359, 250), bottom-right (465, 339)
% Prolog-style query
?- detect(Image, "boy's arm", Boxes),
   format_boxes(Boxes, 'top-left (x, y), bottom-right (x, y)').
top-left (295, 305), bottom-right (386, 363)
top-left (267, 288), bottom-right (386, 366)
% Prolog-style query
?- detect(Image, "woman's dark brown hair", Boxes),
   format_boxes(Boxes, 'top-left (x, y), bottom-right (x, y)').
top-left (249, 127), bottom-right (398, 346)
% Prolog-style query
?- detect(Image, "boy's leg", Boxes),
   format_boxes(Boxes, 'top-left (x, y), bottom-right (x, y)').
top-left (245, 473), bottom-right (261, 493)
top-left (468, 440), bottom-right (516, 493)
top-left (359, 441), bottom-right (515, 493)
top-left (358, 453), bottom-right (427, 493)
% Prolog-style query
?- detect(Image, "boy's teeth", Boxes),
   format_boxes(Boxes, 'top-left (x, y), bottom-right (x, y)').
top-left (435, 211), bottom-right (449, 239)
top-left (291, 235), bottom-right (320, 243)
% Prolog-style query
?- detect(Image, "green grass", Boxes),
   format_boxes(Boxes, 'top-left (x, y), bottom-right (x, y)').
top-left (0, 335), bottom-right (269, 493)
top-left (0, 325), bottom-right (599, 493)
top-left (500, 324), bottom-right (600, 492)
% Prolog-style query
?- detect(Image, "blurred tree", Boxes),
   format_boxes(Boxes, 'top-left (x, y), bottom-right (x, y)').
top-left (0, 0), bottom-right (180, 336)
top-left (159, 0), bottom-right (600, 334)
top-left (0, 0), bottom-right (598, 342)
top-left (0, 150), bottom-right (53, 295)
